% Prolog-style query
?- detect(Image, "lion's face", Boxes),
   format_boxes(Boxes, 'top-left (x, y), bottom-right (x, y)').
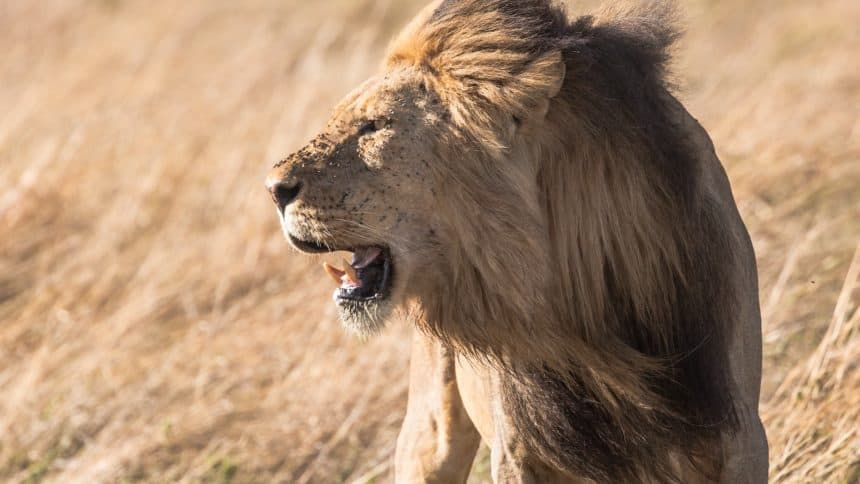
top-left (266, 70), bottom-right (453, 334)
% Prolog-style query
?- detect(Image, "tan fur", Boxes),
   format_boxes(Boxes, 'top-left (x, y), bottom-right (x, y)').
top-left (396, 332), bottom-right (481, 483)
top-left (267, 1), bottom-right (768, 482)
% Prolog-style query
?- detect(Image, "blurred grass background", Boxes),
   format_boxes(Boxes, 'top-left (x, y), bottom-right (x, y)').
top-left (0, 0), bottom-right (858, 482)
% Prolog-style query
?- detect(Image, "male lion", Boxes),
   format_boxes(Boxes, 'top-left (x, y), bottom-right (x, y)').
top-left (265, 0), bottom-right (768, 482)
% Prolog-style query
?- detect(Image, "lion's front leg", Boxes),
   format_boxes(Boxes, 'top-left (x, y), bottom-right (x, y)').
top-left (395, 331), bottom-right (481, 483)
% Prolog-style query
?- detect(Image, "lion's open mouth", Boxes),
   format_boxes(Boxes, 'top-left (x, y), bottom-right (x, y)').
top-left (288, 235), bottom-right (393, 303)
top-left (323, 247), bottom-right (392, 302)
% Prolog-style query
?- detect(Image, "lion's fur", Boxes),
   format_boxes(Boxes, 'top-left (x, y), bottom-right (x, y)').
top-left (387, 1), bottom-right (739, 481)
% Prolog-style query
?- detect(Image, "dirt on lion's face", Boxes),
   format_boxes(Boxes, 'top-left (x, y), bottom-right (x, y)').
top-left (265, 69), bottom-right (464, 335)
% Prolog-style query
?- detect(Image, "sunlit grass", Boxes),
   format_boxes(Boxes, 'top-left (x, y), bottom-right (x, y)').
top-left (0, 0), bottom-right (857, 482)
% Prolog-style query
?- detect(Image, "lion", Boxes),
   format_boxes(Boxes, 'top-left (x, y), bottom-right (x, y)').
top-left (265, 0), bottom-right (768, 482)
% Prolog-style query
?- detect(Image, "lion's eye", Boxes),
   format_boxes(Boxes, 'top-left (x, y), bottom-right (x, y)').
top-left (358, 119), bottom-right (386, 136)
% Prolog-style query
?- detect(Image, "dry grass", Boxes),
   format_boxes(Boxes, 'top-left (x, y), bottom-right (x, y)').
top-left (0, 0), bottom-right (857, 482)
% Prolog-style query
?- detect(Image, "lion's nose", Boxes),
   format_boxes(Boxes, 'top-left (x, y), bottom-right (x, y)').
top-left (267, 180), bottom-right (303, 213)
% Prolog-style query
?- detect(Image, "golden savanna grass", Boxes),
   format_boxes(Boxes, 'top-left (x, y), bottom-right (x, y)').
top-left (0, 0), bottom-right (858, 482)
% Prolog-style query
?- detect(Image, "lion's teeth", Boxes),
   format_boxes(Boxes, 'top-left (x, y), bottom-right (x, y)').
top-left (342, 259), bottom-right (360, 285)
top-left (323, 262), bottom-right (345, 286)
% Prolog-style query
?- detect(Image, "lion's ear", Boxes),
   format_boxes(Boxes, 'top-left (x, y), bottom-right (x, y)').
top-left (528, 50), bottom-right (566, 121)
top-left (507, 50), bottom-right (566, 127)
top-left (538, 50), bottom-right (567, 100)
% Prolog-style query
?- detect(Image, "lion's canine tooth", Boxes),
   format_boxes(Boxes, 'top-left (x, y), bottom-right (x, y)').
top-left (323, 262), bottom-right (345, 285)
top-left (342, 259), bottom-right (360, 285)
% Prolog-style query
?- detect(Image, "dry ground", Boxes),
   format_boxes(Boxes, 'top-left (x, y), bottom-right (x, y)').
top-left (0, 0), bottom-right (858, 482)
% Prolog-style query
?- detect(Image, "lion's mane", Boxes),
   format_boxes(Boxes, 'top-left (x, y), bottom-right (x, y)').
top-left (389, 1), bottom-right (739, 481)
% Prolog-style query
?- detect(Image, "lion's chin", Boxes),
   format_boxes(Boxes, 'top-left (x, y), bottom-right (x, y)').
top-left (335, 297), bottom-right (393, 336)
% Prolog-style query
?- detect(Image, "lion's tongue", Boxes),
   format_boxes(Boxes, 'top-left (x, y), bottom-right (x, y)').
top-left (352, 247), bottom-right (382, 269)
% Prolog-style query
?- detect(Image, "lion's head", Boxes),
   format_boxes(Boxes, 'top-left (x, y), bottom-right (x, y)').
top-left (266, 0), bottom-right (686, 367)
top-left (265, 0), bottom-right (705, 377)
top-left (266, 1), bottom-right (569, 344)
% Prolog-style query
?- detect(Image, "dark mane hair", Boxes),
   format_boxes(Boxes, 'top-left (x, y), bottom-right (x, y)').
top-left (388, 1), bottom-right (739, 481)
